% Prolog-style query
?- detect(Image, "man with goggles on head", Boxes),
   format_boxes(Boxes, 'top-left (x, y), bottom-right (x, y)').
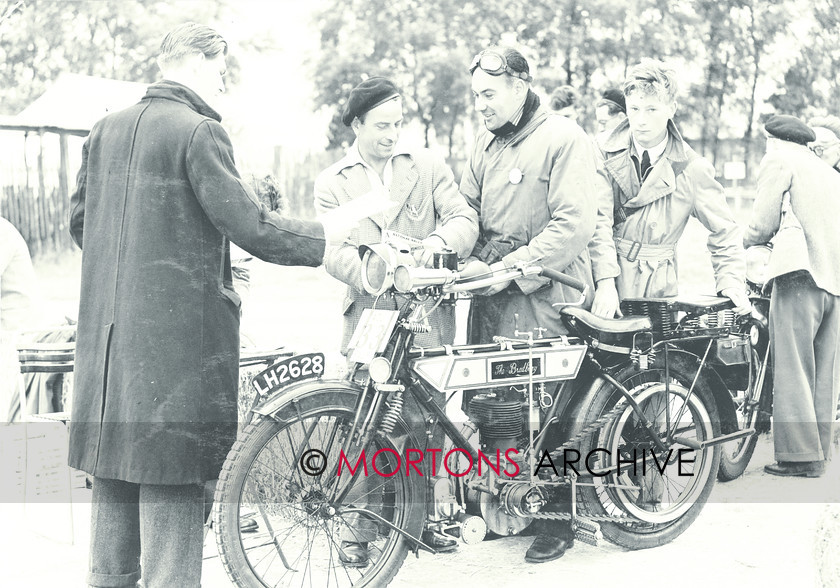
top-left (460, 46), bottom-right (618, 564)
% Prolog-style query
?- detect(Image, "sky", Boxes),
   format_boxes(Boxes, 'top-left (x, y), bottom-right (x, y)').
top-left (212, 0), bottom-right (334, 171)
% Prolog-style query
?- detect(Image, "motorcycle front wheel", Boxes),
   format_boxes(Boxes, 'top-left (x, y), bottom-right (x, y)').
top-left (571, 362), bottom-right (721, 550)
top-left (213, 397), bottom-right (424, 587)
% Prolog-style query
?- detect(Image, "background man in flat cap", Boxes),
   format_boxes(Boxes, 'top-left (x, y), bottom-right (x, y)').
top-left (595, 87), bottom-right (627, 143)
top-left (461, 45), bottom-right (605, 564)
top-left (314, 76), bottom-right (478, 564)
top-left (744, 114), bottom-right (840, 478)
top-left (601, 58), bottom-right (748, 311)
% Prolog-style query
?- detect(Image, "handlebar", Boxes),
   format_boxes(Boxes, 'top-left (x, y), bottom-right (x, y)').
top-left (538, 267), bottom-right (588, 292)
top-left (392, 262), bottom-right (587, 295)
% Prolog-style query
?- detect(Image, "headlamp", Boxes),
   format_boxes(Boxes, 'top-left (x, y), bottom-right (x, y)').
top-left (368, 356), bottom-right (392, 383)
top-left (469, 50), bottom-right (533, 83)
top-left (745, 245), bottom-right (772, 287)
top-left (359, 243), bottom-right (414, 296)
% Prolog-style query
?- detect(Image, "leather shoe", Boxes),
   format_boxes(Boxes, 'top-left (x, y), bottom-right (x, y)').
top-left (421, 529), bottom-right (458, 553)
top-left (339, 541), bottom-right (369, 567)
top-left (764, 461), bottom-right (825, 478)
top-left (524, 533), bottom-right (573, 563)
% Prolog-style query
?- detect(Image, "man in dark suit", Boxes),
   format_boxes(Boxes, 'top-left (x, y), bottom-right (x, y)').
top-left (68, 23), bottom-right (334, 587)
top-left (744, 115), bottom-right (840, 478)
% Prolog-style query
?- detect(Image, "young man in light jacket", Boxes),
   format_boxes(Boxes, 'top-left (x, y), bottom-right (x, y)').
top-left (600, 59), bottom-right (748, 312)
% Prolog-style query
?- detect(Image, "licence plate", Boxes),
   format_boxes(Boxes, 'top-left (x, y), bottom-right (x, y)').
top-left (251, 353), bottom-right (325, 397)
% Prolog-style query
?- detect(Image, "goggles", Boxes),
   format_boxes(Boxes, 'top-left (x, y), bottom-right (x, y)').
top-left (469, 50), bottom-right (532, 83)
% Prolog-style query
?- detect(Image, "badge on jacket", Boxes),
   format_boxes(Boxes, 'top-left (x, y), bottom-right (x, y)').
top-left (509, 168), bottom-right (523, 185)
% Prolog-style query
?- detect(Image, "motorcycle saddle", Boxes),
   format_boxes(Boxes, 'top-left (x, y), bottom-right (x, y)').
top-left (561, 307), bottom-right (652, 334)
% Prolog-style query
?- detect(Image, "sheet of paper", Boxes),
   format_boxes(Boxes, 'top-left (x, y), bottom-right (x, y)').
top-left (317, 191), bottom-right (399, 229)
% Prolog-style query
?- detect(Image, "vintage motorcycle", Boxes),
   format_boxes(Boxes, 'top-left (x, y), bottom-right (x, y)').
top-left (212, 243), bottom-right (758, 587)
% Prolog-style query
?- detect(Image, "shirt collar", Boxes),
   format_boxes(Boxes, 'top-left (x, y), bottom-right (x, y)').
top-left (347, 141), bottom-right (412, 192)
top-left (632, 132), bottom-right (669, 164)
top-left (347, 141), bottom-right (411, 170)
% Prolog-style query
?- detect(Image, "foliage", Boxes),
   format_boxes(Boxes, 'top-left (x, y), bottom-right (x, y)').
top-left (3, 0), bottom-right (840, 173)
top-left (310, 0), bottom-right (840, 170)
top-left (0, 0), bottom-right (236, 115)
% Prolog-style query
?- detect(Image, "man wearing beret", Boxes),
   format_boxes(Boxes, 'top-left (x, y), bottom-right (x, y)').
top-left (314, 76), bottom-right (478, 564)
top-left (744, 114), bottom-right (840, 478)
top-left (461, 45), bottom-right (609, 564)
top-left (600, 59), bottom-right (748, 310)
top-left (315, 76), bottom-right (478, 354)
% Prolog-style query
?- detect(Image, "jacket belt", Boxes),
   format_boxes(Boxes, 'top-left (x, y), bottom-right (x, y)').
top-left (614, 237), bottom-right (676, 263)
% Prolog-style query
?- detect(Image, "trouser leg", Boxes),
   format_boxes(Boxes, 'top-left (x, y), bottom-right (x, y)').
top-left (814, 289), bottom-right (840, 460)
top-left (770, 274), bottom-right (825, 462)
top-left (138, 482), bottom-right (205, 588)
top-left (87, 477), bottom-right (142, 588)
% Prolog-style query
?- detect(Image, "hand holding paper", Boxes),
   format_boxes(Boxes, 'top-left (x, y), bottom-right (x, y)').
top-left (317, 191), bottom-right (399, 245)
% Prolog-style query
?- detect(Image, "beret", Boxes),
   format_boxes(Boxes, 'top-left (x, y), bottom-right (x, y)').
top-left (341, 77), bottom-right (400, 126)
top-left (601, 88), bottom-right (626, 113)
top-left (764, 115), bottom-right (816, 145)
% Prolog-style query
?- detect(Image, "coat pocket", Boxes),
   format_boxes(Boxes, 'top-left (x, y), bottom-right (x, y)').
top-left (219, 285), bottom-right (242, 309)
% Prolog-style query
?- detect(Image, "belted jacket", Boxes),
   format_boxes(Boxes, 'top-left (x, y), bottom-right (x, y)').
top-left (601, 118), bottom-right (744, 298)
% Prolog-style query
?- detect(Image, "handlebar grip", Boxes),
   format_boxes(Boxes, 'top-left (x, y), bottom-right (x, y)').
top-left (539, 268), bottom-right (587, 292)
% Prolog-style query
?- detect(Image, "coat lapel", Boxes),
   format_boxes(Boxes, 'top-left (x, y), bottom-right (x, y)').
top-left (603, 119), bottom-right (688, 209)
top-left (632, 159), bottom-right (677, 207)
top-left (604, 152), bottom-right (639, 205)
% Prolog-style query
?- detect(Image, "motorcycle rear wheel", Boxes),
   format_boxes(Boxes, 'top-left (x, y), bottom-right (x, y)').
top-left (571, 364), bottom-right (721, 549)
top-left (213, 401), bottom-right (424, 587)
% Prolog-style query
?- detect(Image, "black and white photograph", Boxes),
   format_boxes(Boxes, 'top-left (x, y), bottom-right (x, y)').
top-left (1, 1), bottom-right (839, 586)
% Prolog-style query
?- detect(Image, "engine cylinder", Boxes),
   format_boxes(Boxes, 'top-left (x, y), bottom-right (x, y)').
top-left (468, 395), bottom-right (523, 441)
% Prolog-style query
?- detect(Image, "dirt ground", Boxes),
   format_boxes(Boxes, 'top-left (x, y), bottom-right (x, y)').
top-left (3, 216), bottom-right (839, 587)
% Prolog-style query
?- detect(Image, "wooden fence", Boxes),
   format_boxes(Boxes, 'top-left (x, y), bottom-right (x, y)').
top-left (272, 146), bottom-right (342, 219)
top-left (0, 146), bottom-right (344, 258)
top-left (1, 185), bottom-right (74, 256)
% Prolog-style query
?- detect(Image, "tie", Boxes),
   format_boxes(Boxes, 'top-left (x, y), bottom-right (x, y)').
top-left (639, 150), bottom-right (651, 182)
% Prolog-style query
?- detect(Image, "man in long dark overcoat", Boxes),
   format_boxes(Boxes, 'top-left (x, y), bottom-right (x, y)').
top-left (68, 23), bottom-right (328, 587)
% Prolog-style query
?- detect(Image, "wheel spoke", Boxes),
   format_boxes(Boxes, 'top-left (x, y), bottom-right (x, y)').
top-left (215, 405), bottom-right (417, 587)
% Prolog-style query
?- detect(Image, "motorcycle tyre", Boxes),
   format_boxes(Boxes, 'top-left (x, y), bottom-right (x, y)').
top-left (571, 363), bottom-right (721, 550)
top-left (213, 400), bottom-right (424, 588)
top-left (717, 356), bottom-right (772, 482)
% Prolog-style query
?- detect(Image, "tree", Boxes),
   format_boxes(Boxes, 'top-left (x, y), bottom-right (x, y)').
top-left (0, 0), bottom-right (234, 115)
top-left (311, 0), bottom-right (507, 157)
